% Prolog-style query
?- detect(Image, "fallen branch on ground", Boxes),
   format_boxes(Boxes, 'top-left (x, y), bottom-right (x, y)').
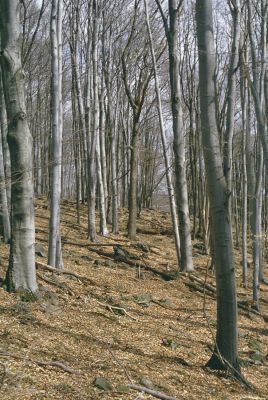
top-left (127, 384), bottom-right (178, 400)
top-left (0, 351), bottom-right (81, 375)
top-left (37, 273), bottom-right (75, 296)
top-left (183, 275), bottom-right (262, 316)
top-left (36, 261), bottom-right (97, 286)
top-left (96, 300), bottom-right (137, 321)
top-left (89, 248), bottom-right (176, 281)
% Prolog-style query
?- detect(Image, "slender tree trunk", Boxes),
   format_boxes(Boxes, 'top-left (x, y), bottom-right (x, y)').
top-left (0, 0), bottom-right (37, 292)
top-left (88, 0), bottom-right (98, 242)
top-left (240, 59), bottom-right (248, 287)
top-left (252, 145), bottom-right (263, 310)
top-left (223, 0), bottom-right (241, 218)
top-left (167, 0), bottom-right (193, 271)
top-left (196, 0), bottom-right (239, 371)
top-left (48, 0), bottom-right (63, 268)
top-left (144, 0), bottom-right (181, 267)
top-left (128, 120), bottom-right (139, 239)
top-left (0, 76), bottom-right (10, 242)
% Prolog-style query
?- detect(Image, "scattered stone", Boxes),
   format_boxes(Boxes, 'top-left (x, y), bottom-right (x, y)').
top-left (94, 259), bottom-right (110, 267)
top-left (157, 298), bottom-right (172, 307)
top-left (174, 357), bottom-right (190, 366)
top-left (94, 377), bottom-right (113, 391)
top-left (104, 260), bottom-right (116, 268)
top-left (249, 350), bottom-right (265, 364)
top-left (135, 242), bottom-right (150, 253)
top-left (116, 384), bottom-right (130, 393)
top-left (81, 255), bottom-right (94, 262)
top-left (248, 338), bottom-right (263, 352)
top-left (133, 293), bottom-right (152, 307)
top-left (41, 302), bottom-right (61, 315)
top-left (35, 243), bottom-right (46, 257)
top-left (162, 338), bottom-right (179, 350)
top-left (113, 245), bottom-right (139, 260)
top-left (139, 377), bottom-right (155, 390)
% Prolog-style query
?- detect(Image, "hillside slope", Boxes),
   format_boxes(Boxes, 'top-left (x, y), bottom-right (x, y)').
top-left (0, 198), bottom-right (267, 400)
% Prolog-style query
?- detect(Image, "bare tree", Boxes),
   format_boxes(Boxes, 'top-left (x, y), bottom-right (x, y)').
top-left (0, 0), bottom-right (37, 292)
top-left (0, 77), bottom-right (10, 243)
top-left (196, 0), bottom-right (239, 371)
top-left (144, 0), bottom-right (181, 267)
top-left (48, 0), bottom-right (63, 268)
top-left (155, 0), bottom-right (193, 272)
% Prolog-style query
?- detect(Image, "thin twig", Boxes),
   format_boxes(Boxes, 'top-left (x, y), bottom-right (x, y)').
top-left (96, 300), bottom-right (137, 321)
top-left (0, 351), bottom-right (81, 375)
top-left (107, 347), bottom-right (133, 383)
top-left (127, 384), bottom-right (178, 400)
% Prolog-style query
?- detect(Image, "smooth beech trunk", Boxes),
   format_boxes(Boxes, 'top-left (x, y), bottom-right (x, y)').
top-left (155, 0), bottom-right (193, 271)
top-left (168, 0), bottom-right (193, 272)
top-left (48, 0), bottom-right (63, 268)
top-left (0, 0), bottom-right (37, 292)
top-left (196, 0), bottom-right (239, 371)
top-left (88, 0), bottom-right (98, 242)
top-left (0, 77), bottom-right (10, 243)
top-left (223, 0), bottom-right (241, 218)
top-left (144, 0), bottom-right (181, 267)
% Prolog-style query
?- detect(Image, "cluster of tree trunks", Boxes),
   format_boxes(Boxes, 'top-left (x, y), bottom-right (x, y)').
top-left (0, 0), bottom-right (268, 376)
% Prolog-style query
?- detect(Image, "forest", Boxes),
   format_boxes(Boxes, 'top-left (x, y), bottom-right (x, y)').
top-left (0, 0), bottom-right (267, 399)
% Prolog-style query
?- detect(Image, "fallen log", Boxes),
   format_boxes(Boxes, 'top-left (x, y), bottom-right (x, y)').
top-left (185, 277), bottom-right (262, 316)
top-left (189, 275), bottom-right (216, 294)
top-left (88, 248), bottom-right (177, 281)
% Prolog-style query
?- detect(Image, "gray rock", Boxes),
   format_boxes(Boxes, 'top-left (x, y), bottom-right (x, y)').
top-left (94, 377), bottom-right (113, 391)
top-left (35, 243), bottom-right (46, 257)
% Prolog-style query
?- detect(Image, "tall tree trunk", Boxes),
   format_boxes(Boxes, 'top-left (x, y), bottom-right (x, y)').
top-left (196, 0), bottom-right (239, 371)
top-left (88, 0), bottom-right (98, 242)
top-left (156, 0), bottom-right (193, 271)
top-left (48, 0), bottom-right (63, 268)
top-left (0, 0), bottom-right (37, 292)
top-left (144, 0), bottom-right (181, 267)
top-left (0, 76), bottom-right (10, 243)
top-left (252, 145), bottom-right (263, 310)
top-left (223, 0), bottom-right (241, 218)
top-left (240, 57), bottom-right (248, 287)
top-left (168, 0), bottom-right (193, 271)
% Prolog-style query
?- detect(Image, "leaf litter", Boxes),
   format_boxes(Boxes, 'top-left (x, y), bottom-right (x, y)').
top-left (0, 197), bottom-right (267, 399)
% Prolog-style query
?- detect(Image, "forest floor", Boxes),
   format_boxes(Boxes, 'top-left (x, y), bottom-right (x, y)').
top-left (0, 197), bottom-right (267, 400)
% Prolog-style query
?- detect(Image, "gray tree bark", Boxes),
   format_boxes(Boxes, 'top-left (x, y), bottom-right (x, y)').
top-left (144, 0), bottom-right (181, 268)
top-left (196, 0), bottom-right (239, 371)
top-left (0, 0), bottom-right (37, 292)
top-left (223, 0), bottom-right (241, 217)
top-left (0, 76), bottom-right (10, 243)
top-left (156, 0), bottom-right (193, 271)
top-left (48, 0), bottom-right (63, 268)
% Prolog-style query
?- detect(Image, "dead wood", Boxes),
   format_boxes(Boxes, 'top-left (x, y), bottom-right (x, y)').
top-left (185, 281), bottom-right (215, 298)
top-left (96, 300), bottom-right (137, 321)
top-left (88, 248), bottom-right (176, 280)
top-left (37, 273), bottom-right (75, 296)
top-left (62, 240), bottom-right (131, 248)
top-left (127, 384), bottom-right (178, 400)
top-left (184, 276), bottom-right (262, 316)
top-left (36, 261), bottom-right (97, 286)
top-left (0, 351), bottom-right (81, 375)
top-left (189, 275), bottom-right (216, 293)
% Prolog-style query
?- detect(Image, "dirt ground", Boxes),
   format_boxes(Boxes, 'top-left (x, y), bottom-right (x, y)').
top-left (0, 197), bottom-right (267, 400)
